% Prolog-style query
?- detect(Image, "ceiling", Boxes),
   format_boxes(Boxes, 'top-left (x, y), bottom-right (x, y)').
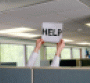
top-left (0, 0), bottom-right (90, 46)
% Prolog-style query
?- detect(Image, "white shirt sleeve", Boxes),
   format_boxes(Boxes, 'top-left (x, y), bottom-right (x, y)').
top-left (26, 51), bottom-right (39, 67)
top-left (26, 51), bottom-right (60, 67)
top-left (50, 56), bottom-right (61, 67)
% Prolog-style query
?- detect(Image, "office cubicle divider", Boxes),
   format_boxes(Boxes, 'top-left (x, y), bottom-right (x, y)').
top-left (0, 67), bottom-right (32, 83)
top-left (33, 68), bottom-right (90, 83)
top-left (1, 67), bottom-right (90, 83)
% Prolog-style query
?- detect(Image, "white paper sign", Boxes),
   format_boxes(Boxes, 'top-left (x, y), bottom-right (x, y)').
top-left (41, 22), bottom-right (62, 43)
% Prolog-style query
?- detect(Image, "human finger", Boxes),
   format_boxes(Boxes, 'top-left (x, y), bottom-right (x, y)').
top-left (58, 39), bottom-right (62, 44)
top-left (62, 39), bottom-right (65, 44)
top-left (42, 41), bottom-right (44, 44)
top-left (40, 38), bottom-right (43, 41)
top-left (37, 39), bottom-right (41, 41)
top-left (41, 39), bottom-right (44, 43)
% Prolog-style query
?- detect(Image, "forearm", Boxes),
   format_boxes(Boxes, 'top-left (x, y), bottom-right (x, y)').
top-left (55, 49), bottom-right (62, 57)
top-left (26, 38), bottom-right (44, 67)
top-left (50, 55), bottom-right (61, 67)
top-left (26, 52), bottom-right (38, 67)
top-left (51, 39), bottom-right (65, 67)
top-left (26, 47), bottom-right (39, 67)
top-left (34, 47), bottom-right (39, 53)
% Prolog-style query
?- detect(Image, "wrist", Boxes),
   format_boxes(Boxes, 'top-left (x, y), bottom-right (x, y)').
top-left (55, 52), bottom-right (61, 57)
top-left (34, 47), bottom-right (39, 53)
top-left (55, 54), bottom-right (60, 57)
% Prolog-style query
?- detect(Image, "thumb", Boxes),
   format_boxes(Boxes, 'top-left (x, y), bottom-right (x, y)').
top-left (42, 41), bottom-right (44, 44)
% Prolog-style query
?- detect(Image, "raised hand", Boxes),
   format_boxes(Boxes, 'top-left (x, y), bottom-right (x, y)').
top-left (34, 39), bottom-right (44, 53)
top-left (55, 39), bottom-right (65, 57)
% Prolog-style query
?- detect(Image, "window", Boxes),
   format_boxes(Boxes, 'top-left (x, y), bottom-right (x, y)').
top-left (1, 44), bottom-right (24, 66)
top-left (46, 47), bottom-right (56, 60)
top-left (72, 48), bottom-right (80, 59)
top-left (61, 48), bottom-right (71, 59)
top-left (46, 47), bottom-right (71, 60)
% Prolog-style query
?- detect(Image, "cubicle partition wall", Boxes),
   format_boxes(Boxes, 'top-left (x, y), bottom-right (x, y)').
top-left (1, 67), bottom-right (90, 83)
top-left (0, 67), bottom-right (32, 83)
top-left (33, 68), bottom-right (90, 83)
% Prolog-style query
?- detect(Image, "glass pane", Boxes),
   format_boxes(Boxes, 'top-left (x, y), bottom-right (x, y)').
top-left (72, 48), bottom-right (80, 59)
top-left (61, 48), bottom-right (71, 59)
top-left (46, 47), bottom-right (56, 60)
top-left (1, 44), bottom-right (24, 66)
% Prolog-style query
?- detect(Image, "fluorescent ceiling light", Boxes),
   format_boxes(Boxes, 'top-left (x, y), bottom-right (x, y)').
top-left (86, 23), bottom-right (90, 26)
top-left (8, 33), bottom-right (40, 38)
top-left (63, 39), bottom-right (73, 42)
top-left (76, 43), bottom-right (90, 45)
top-left (0, 27), bottom-right (36, 33)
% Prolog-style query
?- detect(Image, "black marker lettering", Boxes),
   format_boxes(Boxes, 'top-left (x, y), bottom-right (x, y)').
top-left (48, 29), bottom-right (53, 36)
top-left (58, 29), bottom-right (62, 36)
top-left (42, 29), bottom-right (62, 36)
top-left (42, 29), bottom-right (47, 35)
top-left (53, 29), bottom-right (57, 36)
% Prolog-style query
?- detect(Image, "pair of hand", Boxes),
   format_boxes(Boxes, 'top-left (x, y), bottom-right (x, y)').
top-left (34, 38), bottom-right (65, 57)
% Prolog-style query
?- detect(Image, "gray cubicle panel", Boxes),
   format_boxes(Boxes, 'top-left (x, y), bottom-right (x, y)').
top-left (33, 68), bottom-right (90, 83)
top-left (0, 67), bottom-right (32, 83)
